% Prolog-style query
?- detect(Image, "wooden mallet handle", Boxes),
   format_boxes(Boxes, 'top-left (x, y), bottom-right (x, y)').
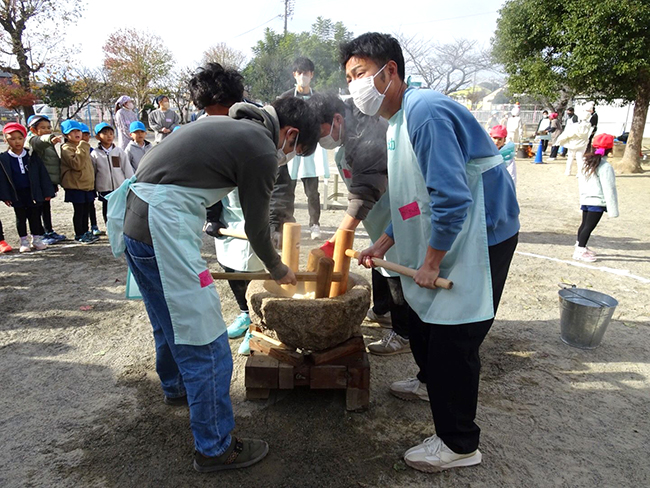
top-left (345, 249), bottom-right (453, 290)
top-left (217, 228), bottom-right (248, 240)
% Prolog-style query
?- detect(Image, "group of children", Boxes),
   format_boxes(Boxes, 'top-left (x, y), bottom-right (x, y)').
top-left (0, 114), bottom-right (151, 253)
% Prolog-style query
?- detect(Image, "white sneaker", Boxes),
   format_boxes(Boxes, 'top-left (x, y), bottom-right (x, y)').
top-left (390, 377), bottom-right (429, 402)
top-left (366, 308), bottom-right (392, 328)
top-left (573, 247), bottom-right (596, 262)
top-left (367, 330), bottom-right (410, 356)
top-left (404, 435), bottom-right (482, 473)
top-left (31, 235), bottom-right (47, 251)
top-left (310, 224), bottom-right (321, 240)
top-left (19, 237), bottom-right (31, 253)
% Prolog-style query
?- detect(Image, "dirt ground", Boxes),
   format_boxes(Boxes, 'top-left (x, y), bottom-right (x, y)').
top-left (1, 154), bottom-right (649, 488)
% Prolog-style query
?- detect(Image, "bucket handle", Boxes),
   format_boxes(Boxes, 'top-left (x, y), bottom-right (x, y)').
top-left (557, 283), bottom-right (609, 308)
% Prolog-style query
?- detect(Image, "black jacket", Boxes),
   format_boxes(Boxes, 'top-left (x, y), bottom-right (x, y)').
top-left (0, 150), bottom-right (55, 204)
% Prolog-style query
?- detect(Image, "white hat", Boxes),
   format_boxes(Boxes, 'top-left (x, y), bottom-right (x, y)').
top-left (511, 106), bottom-right (520, 116)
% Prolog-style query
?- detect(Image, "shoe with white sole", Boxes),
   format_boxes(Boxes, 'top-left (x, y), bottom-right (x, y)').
top-left (573, 247), bottom-right (596, 262)
top-left (404, 435), bottom-right (482, 473)
top-left (31, 235), bottom-right (47, 251)
top-left (227, 312), bottom-right (251, 339)
top-left (366, 308), bottom-right (392, 328)
top-left (238, 331), bottom-right (253, 355)
top-left (19, 236), bottom-right (31, 253)
top-left (310, 224), bottom-right (321, 240)
top-left (390, 377), bottom-right (429, 402)
top-left (367, 330), bottom-right (410, 356)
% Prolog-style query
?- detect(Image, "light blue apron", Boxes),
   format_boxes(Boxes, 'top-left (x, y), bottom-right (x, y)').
top-left (107, 178), bottom-right (234, 345)
top-left (387, 108), bottom-right (504, 324)
top-left (215, 189), bottom-right (264, 272)
top-left (286, 89), bottom-right (330, 180)
top-left (334, 146), bottom-right (397, 278)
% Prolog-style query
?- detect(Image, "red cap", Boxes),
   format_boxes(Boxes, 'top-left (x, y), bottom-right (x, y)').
top-left (489, 125), bottom-right (508, 139)
top-left (549, 112), bottom-right (558, 120)
top-left (592, 133), bottom-right (614, 150)
top-left (2, 122), bottom-right (27, 138)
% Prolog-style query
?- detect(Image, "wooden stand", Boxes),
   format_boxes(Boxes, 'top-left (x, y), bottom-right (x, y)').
top-left (245, 335), bottom-right (370, 412)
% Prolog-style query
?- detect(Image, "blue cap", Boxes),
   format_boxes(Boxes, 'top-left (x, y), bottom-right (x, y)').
top-left (61, 120), bottom-right (83, 135)
top-left (27, 114), bottom-right (50, 128)
top-left (129, 120), bottom-right (146, 133)
top-left (94, 122), bottom-right (113, 134)
top-left (78, 123), bottom-right (90, 133)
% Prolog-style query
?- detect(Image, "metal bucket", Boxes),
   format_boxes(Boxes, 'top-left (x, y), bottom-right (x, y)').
top-left (558, 288), bottom-right (618, 349)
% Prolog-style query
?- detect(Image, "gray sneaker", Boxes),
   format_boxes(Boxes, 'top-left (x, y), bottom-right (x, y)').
top-left (390, 377), bottom-right (429, 402)
top-left (194, 437), bottom-right (269, 472)
top-left (366, 308), bottom-right (392, 328)
top-left (367, 330), bottom-right (410, 356)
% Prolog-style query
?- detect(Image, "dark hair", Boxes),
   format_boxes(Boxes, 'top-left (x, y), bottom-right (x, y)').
top-left (567, 107), bottom-right (575, 112)
top-left (339, 32), bottom-right (405, 80)
top-left (271, 96), bottom-right (320, 157)
top-left (188, 62), bottom-right (244, 110)
top-left (306, 92), bottom-right (347, 124)
top-left (582, 149), bottom-right (611, 177)
top-left (542, 110), bottom-right (548, 114)
top-left (292, 57), bottom-right (315, 73)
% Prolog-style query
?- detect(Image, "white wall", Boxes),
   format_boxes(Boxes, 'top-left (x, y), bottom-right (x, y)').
top-left (574, 101), bottom-right (650, 138)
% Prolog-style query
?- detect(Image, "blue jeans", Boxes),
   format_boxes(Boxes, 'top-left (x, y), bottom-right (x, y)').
top-left (124, 234), bottom-right (234, 457)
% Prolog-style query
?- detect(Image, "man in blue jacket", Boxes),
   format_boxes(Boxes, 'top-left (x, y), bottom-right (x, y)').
top-left (341, 33), bottom-right (520, 473)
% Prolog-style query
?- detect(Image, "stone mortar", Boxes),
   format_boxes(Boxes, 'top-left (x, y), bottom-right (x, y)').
top-left (246, 273), bottom-right (370, 351)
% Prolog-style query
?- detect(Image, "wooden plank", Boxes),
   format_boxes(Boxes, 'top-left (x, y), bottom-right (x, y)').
top-left (244, 354), bottom-right (279, 389)
top-left (246, 388), bottom-right (271, 400)
top-left (310, 364), bottom-right (348, 389)
top-left (329, 229), bottom-right (355, 297)
top-left (211, 271), bottom-right (343, 282)
top-left (347, 353), bottom-right (370, 389)
top-left (314, 257), bottom-right (335, 299)
top-left (346, 388), bottom-right (369, 412)
top-left (249, 337), bottom-right (304, 367)
top-left (293, 363), bottom-right (310, 387)
top-left (310, 336), bottom-right (366, 365)
top-left (278, 363), bottom-right (294, 389)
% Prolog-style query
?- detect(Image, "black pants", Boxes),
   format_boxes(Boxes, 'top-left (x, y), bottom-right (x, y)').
top-left (14, 205), bottom-right (45, 237)
top-left (222, 265), bottom-right (250, 313)
top-left (577, 211), bottom-right (603, 247)
top-left (41, 199), bottom-right (53, 233)
top-left (72, 202), bottom-right (92, 237)
top-left (541, 139), bottom-right (549, 152)
top-left (269, 165), bottom-right (297, 233)
top-left (98, 192), bottom-right (111, 223)
top-left (409, 233), bottom-right (518, 454)
top-left (89, 201), bottom-right (98, 228)
top-left (301, 177), bottom-right (321, 227)
top-left (371, 270), bottom-right (410, 339)
top-left (0, 218), bottom-right (4, 241)
top-left (550, 145), bottom-right (559, 158)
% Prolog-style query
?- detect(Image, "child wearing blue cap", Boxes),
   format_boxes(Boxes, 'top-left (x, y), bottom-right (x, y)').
top-left (91, 122), bottom-right (133, 224)
top-left (60, 120), bottom-right (99, 244)
top-left (25, 114), bottom-right (67, 244)
top-left (79, 123), bottom-right (103, 236)
top-left (124, 120), bottom-right (152, 171)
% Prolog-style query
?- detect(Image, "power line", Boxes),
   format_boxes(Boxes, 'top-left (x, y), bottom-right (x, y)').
top-left (233, 15), bottom-right (282, 39)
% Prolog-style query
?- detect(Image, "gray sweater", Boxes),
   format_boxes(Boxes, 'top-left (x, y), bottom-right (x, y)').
top-left (148, 109), bottom-right (180, 144)
top-left (124, 140), bottom-right (152, 172)
top-left (124, 103), bottom-right (286, 279)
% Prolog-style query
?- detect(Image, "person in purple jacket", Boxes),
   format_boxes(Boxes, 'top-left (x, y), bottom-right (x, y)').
top-left (342, 32), bottom-right (520, 473)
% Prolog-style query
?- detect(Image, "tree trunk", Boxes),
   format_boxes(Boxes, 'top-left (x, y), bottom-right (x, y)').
top-left (616, 83), bottom-right (650, 174)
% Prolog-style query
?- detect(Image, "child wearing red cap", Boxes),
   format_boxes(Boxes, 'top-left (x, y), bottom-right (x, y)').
top-left (573, 133), bottom-right (618, 262)
top-left (0, 122), bottom-right (55, 252)
top-left (489, 125), bottom-right (517, 185)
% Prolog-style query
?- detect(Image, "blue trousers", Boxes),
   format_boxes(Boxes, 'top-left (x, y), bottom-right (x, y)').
top-left (124, 235), bottom-right (234, 457)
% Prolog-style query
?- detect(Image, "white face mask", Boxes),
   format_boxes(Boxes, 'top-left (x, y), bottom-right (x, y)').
top-left (125, 101), bottom-right (134, 110)
top-left (277, 131), bottom-right (299, 166)
top-left (296, 73), bottom-right (311, 88)
top-left (348, 64), bottom-right (392, 116)
top-left (319, 117), bottom-right (343, 150)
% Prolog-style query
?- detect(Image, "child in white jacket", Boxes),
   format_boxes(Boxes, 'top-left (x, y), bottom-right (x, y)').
top-left (91, 122), bottom-right (134, 223)
top-left (556, 111), bottom-right (592, 176)
top-left (574, 134), bottom-right (618, 262)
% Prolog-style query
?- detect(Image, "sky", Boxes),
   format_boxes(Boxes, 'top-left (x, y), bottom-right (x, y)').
top-left (66, 0), bottom-right (506, 70)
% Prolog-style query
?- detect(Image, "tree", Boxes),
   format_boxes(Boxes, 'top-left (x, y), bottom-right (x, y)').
top-left (396, 34), bottom-right (493, 95)
top-left (0, 77), bottom-right (36, 111)
top-left (243, 17), bottom-right (353, 102)
top-left (202, 43), bottom-right (246, 71)
top-left (0, 0), bottom-right (84, 119)
top-left (492, 0), bottom-right (650, 173)
top-left (103, 29), bottom-right (174, 115)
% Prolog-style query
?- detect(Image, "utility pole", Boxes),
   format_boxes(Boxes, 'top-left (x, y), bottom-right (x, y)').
top-left (283, 0), bottom-right (294, 36)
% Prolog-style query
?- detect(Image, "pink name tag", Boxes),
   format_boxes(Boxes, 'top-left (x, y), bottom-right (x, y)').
top-left (399, 201), bottom-right (421, 221)
top-left (342, 169), bottom-right (352, 179)
top-left (199, 269), bottom-right (214, 288)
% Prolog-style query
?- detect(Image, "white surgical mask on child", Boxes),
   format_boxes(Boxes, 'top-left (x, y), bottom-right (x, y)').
top-left (319, 117), bottom-right (343, 150)
top-left (277, 131), bottom-right (299, 166)
top-left (296, 74), bottom-right (311, 88)
top-left (348, 64), bottom-right (392, 116)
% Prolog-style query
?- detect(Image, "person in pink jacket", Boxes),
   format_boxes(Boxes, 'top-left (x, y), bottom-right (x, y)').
top-left (114, 95), bottom-right (138, 150)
